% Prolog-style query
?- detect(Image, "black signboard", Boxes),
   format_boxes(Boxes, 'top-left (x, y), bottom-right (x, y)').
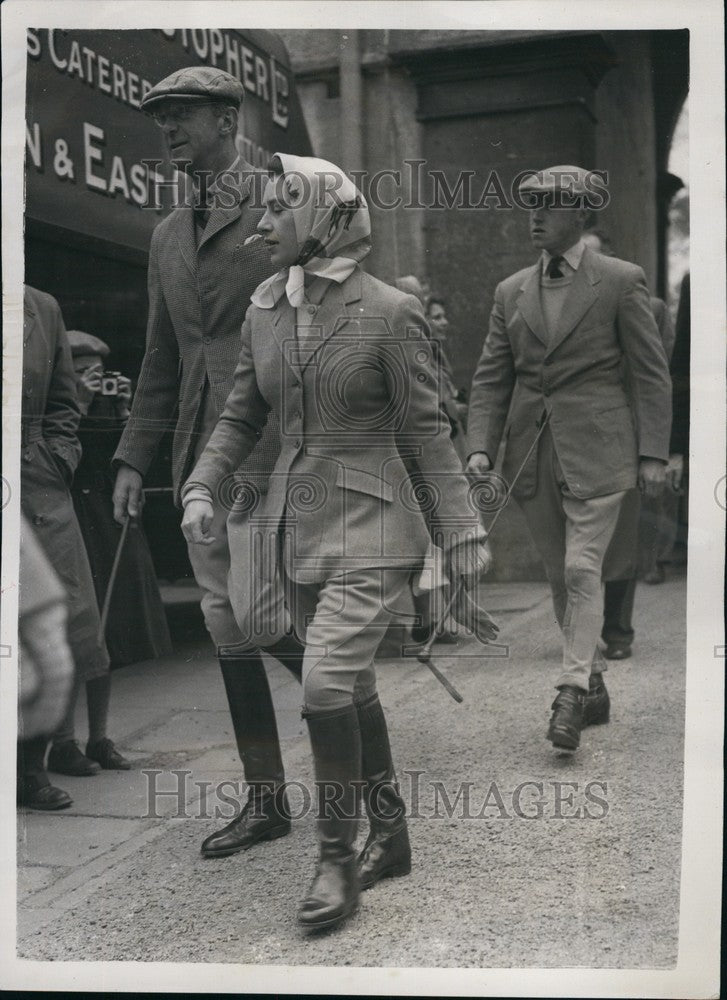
top-left (25, 28), bottom-right (313, 254)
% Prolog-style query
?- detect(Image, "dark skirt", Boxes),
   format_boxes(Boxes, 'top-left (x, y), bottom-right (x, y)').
top-left (72, 488), bottom-right (173, 667)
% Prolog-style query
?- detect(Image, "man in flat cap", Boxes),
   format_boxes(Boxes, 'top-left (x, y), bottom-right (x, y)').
top-left (113, 67), bottom-right (304, 857)
top-left (467, 165), bottom-right (672, 751)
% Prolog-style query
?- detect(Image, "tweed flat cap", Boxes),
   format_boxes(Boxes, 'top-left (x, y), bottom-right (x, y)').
top-left (67, 330), bottom-right (110, 359)
top-left (518, 164), bottom-right (603, 207)
top-left (141, 66), bottom-right (244, 111)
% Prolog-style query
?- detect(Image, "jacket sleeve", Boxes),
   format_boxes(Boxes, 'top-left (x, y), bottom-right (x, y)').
top-left (182, 310), bottom-right (270, 500)
top-left (616, 267), bottom-right (672, 462)
top-left (113, 226), bottom-right (180, 476)
top-left (466, 281), bottom-right (516, 463)
top-left (390, 295), bottom-right (485, 554)
top-left (43, 300), bottom-right (82, 476)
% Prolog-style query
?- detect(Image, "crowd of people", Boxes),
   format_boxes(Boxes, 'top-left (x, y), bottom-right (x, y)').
top-left (17, 65), bottom-right (689, 934)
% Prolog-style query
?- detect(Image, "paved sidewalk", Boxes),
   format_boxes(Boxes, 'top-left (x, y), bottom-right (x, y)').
top-left (16, 577), bottom-right (686, 967)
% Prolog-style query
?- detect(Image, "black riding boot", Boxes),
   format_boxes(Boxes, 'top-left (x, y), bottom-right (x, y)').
top-left (201, 654), bottom-right (291, 858)
top-left (356, 693), bottom-right (411, 890)
top-left (298, 705), bottom-right (361, 931)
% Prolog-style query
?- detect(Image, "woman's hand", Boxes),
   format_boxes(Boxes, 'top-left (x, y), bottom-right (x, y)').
top-left (181, 499), bottom-right (216, 545)
top-left (447, 538), bottom-right (493, 584)
top-left (465, 451), bottom-right (492, 478)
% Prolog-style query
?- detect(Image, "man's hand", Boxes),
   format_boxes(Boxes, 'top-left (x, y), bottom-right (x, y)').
top-left (115, 376), bottom-right (132, 420)
top-left (181, 499), bottom-right (216, 546)
top-left (447, 539), bottom-right (493, 584)
top-left (638, 458), bottom-right (666, 499)
top-left (666, 453), bottom-right (684, 492)
top-left (466, 451), bottom-right (492, 477)
top-left (112, 464), bottom-right (144, 524)
top-left (76, 364), bottom-right (102, 413)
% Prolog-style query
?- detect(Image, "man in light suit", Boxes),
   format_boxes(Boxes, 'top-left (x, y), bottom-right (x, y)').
top-left (112, 67), bottom-right (304, 857)
top-left (467, 166), bottom-right (672, 751)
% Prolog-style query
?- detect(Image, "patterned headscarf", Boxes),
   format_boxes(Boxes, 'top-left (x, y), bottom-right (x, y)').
top-left (250, 153), bottom-right (371, 309)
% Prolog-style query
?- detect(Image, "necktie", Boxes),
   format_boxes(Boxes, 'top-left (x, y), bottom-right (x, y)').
top-left (547, 255), bottom-right (565, 278)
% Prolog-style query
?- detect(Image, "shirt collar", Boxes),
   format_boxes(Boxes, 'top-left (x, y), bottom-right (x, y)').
top-left (541, 239), bottom-right (586, 275)
top-left (192, 156), bottom-right (241, 200)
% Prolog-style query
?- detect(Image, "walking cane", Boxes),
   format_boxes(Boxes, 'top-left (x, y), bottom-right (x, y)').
top-left (416, 409), bottom-right (552, 700)
top-left (96, 516), bottom-right (131, 645)
top-left (95, 486), bottom-right (173, 645)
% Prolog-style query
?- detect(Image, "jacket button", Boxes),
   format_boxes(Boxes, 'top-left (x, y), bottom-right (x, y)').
top-left (307, 305), bottom-right (316, 315)
top-left (23, 450), bottom-right (32, 462)
top-left (33, 515), bottom-right (45, 526)
top-left (203, 336), bottom-right (212, 345)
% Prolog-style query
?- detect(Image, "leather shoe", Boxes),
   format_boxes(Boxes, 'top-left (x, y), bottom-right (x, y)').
top-left (201, 789), bottom-right (290, 858)
top-left (86, 738), bottom-right (131, 770)
top-left (17, 775), bottom-right (72, 810)
top-left (584, 673), bottom-right (610, 727)
top-left (642, 564), bottom-right (665, 584)
top-left (604, 643), bottom-right (632, 660)
top-left (547, 685), bottom-right (586, 751)
top-left (48, 740), bottom-right (101, 776)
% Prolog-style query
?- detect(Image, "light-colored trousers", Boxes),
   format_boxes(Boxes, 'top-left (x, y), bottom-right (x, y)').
top-left (186, 388), bottom-right (260, 655)
top-left (517, 426), bottom-right (625, 692)
top-left (283, 564), bottom-right (411, 713)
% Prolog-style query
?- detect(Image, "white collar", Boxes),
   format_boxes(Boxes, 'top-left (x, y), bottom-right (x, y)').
top-left (251, 258), bottom-right (357, 310)
top-left (541, 239), bottom-right (586, 275)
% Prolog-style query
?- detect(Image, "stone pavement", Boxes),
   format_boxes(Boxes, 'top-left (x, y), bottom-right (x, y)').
top-left (16, 576), bottom-right (687, 969)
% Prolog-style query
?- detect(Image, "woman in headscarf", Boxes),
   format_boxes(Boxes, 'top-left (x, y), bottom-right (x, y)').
top-left (182, 154), bottom-right (490, 931)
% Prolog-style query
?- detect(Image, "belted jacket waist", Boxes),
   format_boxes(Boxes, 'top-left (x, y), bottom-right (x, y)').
top-left (20, 420), bottom-right (44, 446)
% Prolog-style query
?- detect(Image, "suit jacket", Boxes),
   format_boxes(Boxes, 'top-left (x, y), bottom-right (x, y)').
top-left (468, 246), bottom-right (672, 500)
top-left (113, 165), bottom-right (279, 504)
top-left (185, 268), bottom-right (484, 590)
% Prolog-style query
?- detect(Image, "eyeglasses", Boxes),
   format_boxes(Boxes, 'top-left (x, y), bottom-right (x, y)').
top-left (149, 103), bottom-right (215, 127)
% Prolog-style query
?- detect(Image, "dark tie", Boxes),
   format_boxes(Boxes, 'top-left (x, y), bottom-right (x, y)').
top-left (194, 207), bottom-right (210, 230)
top-left (547, 255), bottom-right (565, 278)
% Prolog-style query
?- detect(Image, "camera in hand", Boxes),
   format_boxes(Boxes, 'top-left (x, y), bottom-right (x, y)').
top-left (101, 371), bottom-right (121, 396)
